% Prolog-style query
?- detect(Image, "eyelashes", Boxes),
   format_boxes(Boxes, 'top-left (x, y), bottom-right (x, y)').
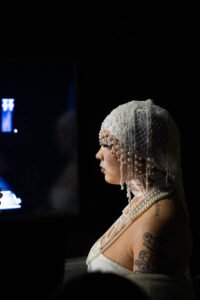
top-left (101, 144), bottom-right (112, 149)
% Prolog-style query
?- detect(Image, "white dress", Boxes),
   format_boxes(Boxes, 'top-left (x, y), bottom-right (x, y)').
top-left (87, 254), bottom-right (196, 300)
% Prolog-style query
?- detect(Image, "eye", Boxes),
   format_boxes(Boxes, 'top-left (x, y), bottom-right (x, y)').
top-left (102, 144), bottom-right (112, 149)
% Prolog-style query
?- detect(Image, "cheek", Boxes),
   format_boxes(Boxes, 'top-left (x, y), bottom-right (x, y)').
top-left (105, 155), bottom-right (122, 183)
top-left (106, 153), bottom-right (119, 169)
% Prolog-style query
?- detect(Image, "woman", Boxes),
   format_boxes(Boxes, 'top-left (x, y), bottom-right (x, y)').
top-left (86, 99), bottom-right (195, 300)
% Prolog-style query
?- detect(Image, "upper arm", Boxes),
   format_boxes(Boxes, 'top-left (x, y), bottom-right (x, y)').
top-left (132, 206), bottom-right (174, 274)
top-left (132, 198), bottom-right (192, 274)
top-left (133, 231), bottom-right (167, 273)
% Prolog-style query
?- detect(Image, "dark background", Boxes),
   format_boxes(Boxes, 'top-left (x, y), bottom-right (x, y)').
top-left (0, 0), bottom-right (200, 298)
top-left (0, 60), bottom-right (76, 212)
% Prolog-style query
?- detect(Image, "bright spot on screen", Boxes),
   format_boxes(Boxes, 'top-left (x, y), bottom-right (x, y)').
top-left (13, 128), bottom-right (18, 133)
top-left (1, 98), bottom-right (15, 133)
top-left (0, 190), bottom-right (22, 210)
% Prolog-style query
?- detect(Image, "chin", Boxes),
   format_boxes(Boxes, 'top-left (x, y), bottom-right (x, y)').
top-left (104, 175), bottom-right (120, 185)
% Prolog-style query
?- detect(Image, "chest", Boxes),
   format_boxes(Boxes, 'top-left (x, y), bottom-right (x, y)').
top-left (103, 221), bottom-right (139, 271)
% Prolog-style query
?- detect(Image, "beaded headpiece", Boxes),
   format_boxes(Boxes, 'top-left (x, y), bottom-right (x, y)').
top-left (99, 99), bottom-right (186, 208)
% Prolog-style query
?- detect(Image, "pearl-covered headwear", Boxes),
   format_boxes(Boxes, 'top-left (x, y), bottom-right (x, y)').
top-left (99, 99), bottom-right (186, 209)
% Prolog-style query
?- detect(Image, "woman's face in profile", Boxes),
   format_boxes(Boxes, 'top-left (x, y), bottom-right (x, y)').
top-left (96, 145), bottom-right (122, 185)
top-left (96, 142), bottom-right (148, 184)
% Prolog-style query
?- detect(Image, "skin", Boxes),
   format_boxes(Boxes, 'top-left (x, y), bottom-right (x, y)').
top-left (96, 143), bottom-right (193, 276)
top-left (96, 145), bottom-right (122, 185)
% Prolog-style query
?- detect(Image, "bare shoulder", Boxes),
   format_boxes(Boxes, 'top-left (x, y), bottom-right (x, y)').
top-left (129, 198), bottom-right (181, 245)
top-left (144, 197), bottom-right (188, 229)
top-left (129, 198), bottom-right (192, 274)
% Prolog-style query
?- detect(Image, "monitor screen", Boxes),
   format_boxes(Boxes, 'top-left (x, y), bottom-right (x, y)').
top-left (0, 60), bottom-right (79, 216)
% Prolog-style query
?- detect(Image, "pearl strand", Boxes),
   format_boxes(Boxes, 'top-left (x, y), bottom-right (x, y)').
top-left (86, 188), bottom-right (172, 265)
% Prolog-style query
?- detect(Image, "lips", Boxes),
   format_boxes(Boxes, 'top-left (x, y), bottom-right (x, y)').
top-left (100, 165), bottom-right (105, 173)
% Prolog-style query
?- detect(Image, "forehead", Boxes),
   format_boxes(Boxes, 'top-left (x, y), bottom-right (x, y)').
top-left (99, 129), bottom-right (118, 144)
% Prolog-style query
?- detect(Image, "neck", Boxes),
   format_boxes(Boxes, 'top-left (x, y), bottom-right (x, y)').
top-left (127, 177), bottom-right (152, 198)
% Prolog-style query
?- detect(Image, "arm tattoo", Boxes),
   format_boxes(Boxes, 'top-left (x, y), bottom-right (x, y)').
top-left (134, 232), bottom-right (167, 274)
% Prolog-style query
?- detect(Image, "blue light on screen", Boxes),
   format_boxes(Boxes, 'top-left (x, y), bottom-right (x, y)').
top-left (0, 191), bottom-right (22, 210)
top-left (0, 177), bottom-right (22, 210)
top-left (1, 98), bottom-right (15, 133)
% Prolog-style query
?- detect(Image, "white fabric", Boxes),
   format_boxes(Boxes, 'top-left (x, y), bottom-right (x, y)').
top-left (100, 99), bottom-right (187, 212)
top-left (100, 99), bottom-right (178, 180)
top-left (87, 254), bottom-right (196, 300)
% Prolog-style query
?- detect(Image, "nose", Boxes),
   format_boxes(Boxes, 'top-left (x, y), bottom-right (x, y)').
top-left (96, 147), bottom-right (103, 160)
